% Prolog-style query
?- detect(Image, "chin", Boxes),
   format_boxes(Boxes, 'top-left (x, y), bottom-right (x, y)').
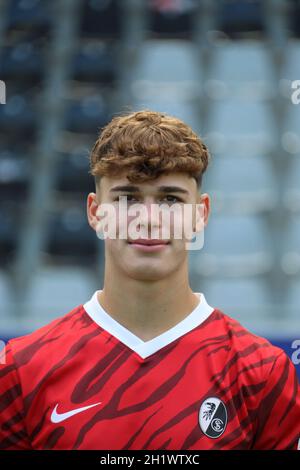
top-left (126, 265), bottom-right (171, 281)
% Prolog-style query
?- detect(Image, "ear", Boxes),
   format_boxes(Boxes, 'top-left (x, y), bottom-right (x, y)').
top-left (194, 193), bottom-right (210, 233)
top-left (87, 192), bottom-right (100, 231)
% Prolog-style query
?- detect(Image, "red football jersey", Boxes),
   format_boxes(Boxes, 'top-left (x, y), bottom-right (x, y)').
top-left (0, 290), bottom-right (299, 450)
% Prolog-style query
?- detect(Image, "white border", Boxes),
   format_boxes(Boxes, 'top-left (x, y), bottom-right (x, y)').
top-left (83, 290), bottom-right (215, 359)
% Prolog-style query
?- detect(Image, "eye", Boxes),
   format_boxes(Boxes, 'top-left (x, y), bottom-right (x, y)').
top-left (163, 195), bottom-right (183, 203)
top-left (114, 194), bottom-right (138, 202)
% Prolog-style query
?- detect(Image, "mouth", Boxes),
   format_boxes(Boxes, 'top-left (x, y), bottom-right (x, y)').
top-left (128, 239), bottom-right (170, 246)
top-left (127, 239), bottom-right (170, 252)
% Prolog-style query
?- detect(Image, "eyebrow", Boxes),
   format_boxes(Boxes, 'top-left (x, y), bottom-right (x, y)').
top-left (109, 185), bottom-right (189, 195)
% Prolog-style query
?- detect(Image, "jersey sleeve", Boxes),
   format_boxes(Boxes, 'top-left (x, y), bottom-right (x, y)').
top-left (0, 341), bottom-right (32, 450)
top-left (253, 350), bottom-right (300, 450)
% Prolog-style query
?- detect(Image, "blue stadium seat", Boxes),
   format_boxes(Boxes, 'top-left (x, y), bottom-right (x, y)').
top-left (0, 42), bottom-right (43, 81)
top-left (46, 201), bottom-right (97, 260)
top-left (132, 100), bottom-right (202, 135)
top-left (0, 202), bottom-right (20, 264)
top-left (205, 100), bottom-right (276, 157)
top-left (25, 266), bottom-right (97, 324)
top-left (0, 272), bottom-right (13, 325)
top-left (206, 40), bottom-right (275, 100)
top-left (7, 0), bottom-right (51, 32)
top-left (131, 40), bottom-right (202, 134)
top-left (132, 39), bottom-right (202, 83)
top-left (80, 0), bottom-right (121, 39)
top-left (55, 147), bottom-right (95, 194)
top-left (0, 94), bottom-right (36, 136)
top-left (283, 156), bottom-right (300, 212)
top-left (190, 214), bottom-right (273, 277)
top-left (147, 0), bottom-right (197, 38)
top-left (281, 216), bottom-right (300, 277)
top-left (198, 277), bottom-right (273, 321)
top-left (64, 94), bottom-right (110, 133)
top-left (217, 0), bottom-right (264, 37)
top-left (281, 103), bottom-right (300, 156)
top-left (72, 41), bottom-right (117, 83)
top-left (289, 0), bottom-right (300, 37)
top-left (279, 39), bottom-right (300, 100)
top-left (284, 278), bottom-right (300, 320)
top-left (0, 149), bottom-right (29, 200)
top-left (203, 155), bottom-right (278, 214)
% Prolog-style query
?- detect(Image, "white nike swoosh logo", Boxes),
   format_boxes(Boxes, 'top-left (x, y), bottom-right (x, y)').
top-left (50, 402), bottom-right (102, 423)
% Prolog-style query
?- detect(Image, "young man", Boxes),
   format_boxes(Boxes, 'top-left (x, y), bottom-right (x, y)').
top-left (0, 110), bottom-right (299, 450)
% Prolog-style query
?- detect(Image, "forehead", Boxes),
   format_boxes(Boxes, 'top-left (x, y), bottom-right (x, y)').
top-left (99, 172), bottom-right (197, 195)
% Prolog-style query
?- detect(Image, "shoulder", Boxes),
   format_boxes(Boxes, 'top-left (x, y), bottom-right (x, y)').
top-left (217, 308), bottom-right (284, 353)
top-left (210, 308), bottom-right (289, 378)
top-left (6, 304), bottom-right (94, 366)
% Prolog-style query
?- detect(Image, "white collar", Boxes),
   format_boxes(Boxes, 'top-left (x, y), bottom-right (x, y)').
top-left (83, 290), bottom-right (215, 360)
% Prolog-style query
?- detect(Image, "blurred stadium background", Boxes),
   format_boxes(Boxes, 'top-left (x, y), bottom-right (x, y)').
top-left (0, 0), bottom-right (299, 376)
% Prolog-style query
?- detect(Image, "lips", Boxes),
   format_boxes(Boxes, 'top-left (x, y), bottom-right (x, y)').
top-left (127, 239), bottom-right (170, 246)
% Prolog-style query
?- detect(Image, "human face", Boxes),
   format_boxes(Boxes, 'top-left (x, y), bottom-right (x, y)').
top-left (87, 172), bottom-right (210, 282)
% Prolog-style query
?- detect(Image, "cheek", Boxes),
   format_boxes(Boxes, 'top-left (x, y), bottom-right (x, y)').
top-left (114, 207), bottom-right (138, 239)
top-left (105, 238), bottom-right (127, 258)
top-left (171, 238), bottom-right (189, 255)
top-left (167, 206), bottom-right (195, 241)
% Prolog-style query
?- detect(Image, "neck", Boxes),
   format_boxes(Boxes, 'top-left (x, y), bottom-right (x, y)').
top-left (97, 261), bottom-right (200, 342)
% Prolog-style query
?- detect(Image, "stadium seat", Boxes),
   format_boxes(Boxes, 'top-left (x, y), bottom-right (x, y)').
top-left (64, 94), bottom-right (110, 134)
top-left (205, 100), bottom-right (276, 157)
top-left (289, 0), bottom-right (300, 37)
top-left (206, 40), bottom-right (276, 100)
top-left (7, 0), bottom-right (51, 32)
top-left (132, 39), bottom-right (202, 84)
top-left (281, 102), bottom-right (300, 155)
top-left (0, 271), bottom-right (14, 331)
top-left (72, 41), bottom-right (117, 83)
top-left (282, 156), bottom-right (300, 212)
top-left (131, 40), bottom-right (202, 134)
top-left (55, 147), bottom-right (95, 194)
top-left (46, 200), bottom-right (97, 261)
top-left (0, 149), bottom-right (29, 200)
top-left (80, 0), bottom-right (121, 39)
top-left (203, 154), bottom-right (278, 214)
top-left (197, 277), bottom-right (273, 323)
top-left (281, 216), bottom-right (300, 276)
top-left (0, 202), bottom-right (20, 265)
top-left (131, 39), bottom-right (202, 132)
top-left (147, 0), bottom-right (196, 38)
top-left (217, 0), bottom-right (264, 37)
top-left (0, 93), bottom-right (36, 136)
top-left (0, 42), bottom-right (44, 82)
top-left (279, 39), bottom-right (300, 100)
top-left (131, 99), bottom-right (202, 135)
top-left (25, 266), bottom-right (96, 324)
top-left (190, 214), bottom-right (273, 277)
top-left (284, 278), bottom-right (300, 320)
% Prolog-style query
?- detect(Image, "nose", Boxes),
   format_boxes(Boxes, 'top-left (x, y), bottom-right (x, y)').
top-left (137, 199), bottom-right (161, 237)
top-left (139, 199), bottom-right (160, 230)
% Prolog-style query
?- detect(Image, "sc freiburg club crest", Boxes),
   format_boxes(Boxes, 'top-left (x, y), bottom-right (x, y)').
top-left (199, 397), bottom-right (228, 438)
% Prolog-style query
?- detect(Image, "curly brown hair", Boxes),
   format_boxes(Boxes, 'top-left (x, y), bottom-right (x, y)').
top-left (89, 109), bottom-right (211, 188)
